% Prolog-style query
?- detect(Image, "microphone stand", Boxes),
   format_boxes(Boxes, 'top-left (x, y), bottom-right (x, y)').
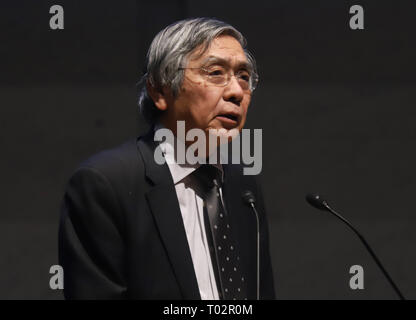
top-left (248, 201), bottom-right (260, 301)
top-left (323, 201), bottom-right (405, 300)
top-left (306, 193), bottom-right (405, 300)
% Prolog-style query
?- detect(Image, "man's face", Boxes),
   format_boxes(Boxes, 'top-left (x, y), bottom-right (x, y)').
top-left (160, 35), bottom-right (252, 141)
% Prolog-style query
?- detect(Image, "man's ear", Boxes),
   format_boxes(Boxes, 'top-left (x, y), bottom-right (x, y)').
top-left (146, 80), bottom-right (169, 111)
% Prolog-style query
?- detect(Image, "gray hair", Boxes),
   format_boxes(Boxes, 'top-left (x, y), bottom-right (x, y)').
top-left (137, 17), bottom-right (257, 124)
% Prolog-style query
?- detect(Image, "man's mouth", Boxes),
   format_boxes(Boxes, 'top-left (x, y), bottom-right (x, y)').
top-left (221, 114), bottom-right (238, 121)
top-left (216, 113), bottom-right (239, 127)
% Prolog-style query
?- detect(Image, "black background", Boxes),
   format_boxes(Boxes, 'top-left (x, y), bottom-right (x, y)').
top-left (0, 0), bottom-right (415, 299)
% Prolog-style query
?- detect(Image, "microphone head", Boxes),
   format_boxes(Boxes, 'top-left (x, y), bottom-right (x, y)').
top-left (242, 190), bottom-right (256, 205)
top-left (305, 193), bottom-right (329, 211)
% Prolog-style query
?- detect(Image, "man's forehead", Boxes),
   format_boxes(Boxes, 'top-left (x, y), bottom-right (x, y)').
top-left (200, 55), bottom-right (250, 68)
top-left (189, 36), bottom-right (247, 63)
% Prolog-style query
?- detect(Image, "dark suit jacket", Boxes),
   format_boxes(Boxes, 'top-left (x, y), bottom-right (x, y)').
top-left (59, 128), bottom-right (275, 299)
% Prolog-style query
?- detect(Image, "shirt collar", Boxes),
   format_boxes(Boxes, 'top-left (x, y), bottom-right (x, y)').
top-left (153, 122), bottom-right (224, 184)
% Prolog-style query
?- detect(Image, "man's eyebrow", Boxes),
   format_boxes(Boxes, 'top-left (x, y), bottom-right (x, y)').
top-left (201, 56), bottom-right (251, 70)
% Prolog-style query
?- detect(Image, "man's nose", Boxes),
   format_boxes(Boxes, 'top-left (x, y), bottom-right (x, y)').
top-left (223, 75), bottom-right (244, 105)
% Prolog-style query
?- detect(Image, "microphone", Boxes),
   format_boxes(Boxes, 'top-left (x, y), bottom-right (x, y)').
top-left (305, 193), bottom-right (405, 300)
top-left (242, 190), bottom-right (260, 300)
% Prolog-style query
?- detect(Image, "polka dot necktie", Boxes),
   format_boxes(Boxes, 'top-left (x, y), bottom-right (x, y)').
top-left (192, 165), bottom-right (248, 300)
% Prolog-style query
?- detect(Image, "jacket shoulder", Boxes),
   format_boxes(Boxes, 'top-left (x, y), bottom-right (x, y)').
top-left (224, 163), bottom-right (261, 185)
top-left (74, 138), bottom-right (143, 183)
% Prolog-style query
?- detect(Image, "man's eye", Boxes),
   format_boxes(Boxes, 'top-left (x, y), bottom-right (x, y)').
top-left (206, 67), bottom-right (226, 76)
top-left (237, 72), bottom-right (250, 82)
top-left (210, 71), bottom-right (223, 76)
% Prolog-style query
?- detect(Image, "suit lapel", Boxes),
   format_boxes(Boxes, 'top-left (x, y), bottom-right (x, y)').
top-left (137, 129), bottom-right (201, 299)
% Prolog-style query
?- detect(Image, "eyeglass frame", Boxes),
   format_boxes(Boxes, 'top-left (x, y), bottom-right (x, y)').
top-left (178, 64), bottom-right (259, 92)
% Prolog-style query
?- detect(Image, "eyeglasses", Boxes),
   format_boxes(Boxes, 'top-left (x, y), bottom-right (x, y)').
top-left (179, 65), bottom-right (259, 92)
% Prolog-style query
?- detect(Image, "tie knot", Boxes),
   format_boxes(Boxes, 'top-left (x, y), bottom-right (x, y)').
top-left (192, 165), bottom-right (222, 189)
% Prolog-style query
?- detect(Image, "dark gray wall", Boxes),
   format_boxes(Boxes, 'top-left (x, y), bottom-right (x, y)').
top-left (0, 0), bottom-right (415, 299)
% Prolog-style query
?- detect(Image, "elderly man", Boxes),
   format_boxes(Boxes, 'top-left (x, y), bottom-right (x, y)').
top-left (59, 18), bottom-right (275, 300)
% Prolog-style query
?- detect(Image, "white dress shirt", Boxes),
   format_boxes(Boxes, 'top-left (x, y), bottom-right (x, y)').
top-left (154, 123), bottom-right (223, 300)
